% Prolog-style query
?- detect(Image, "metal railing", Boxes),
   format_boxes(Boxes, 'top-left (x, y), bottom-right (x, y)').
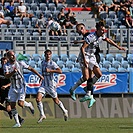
top-left (107, 28), bottom-right (133, 55)
top-left (0, 28), bottom-right (133, 57)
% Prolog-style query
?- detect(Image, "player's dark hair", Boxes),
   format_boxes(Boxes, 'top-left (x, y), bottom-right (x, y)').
top-left (96, 21), bottom-right (105, 30)
top-left (1, 57), bottom-right (8, 62)
top-left (76, 23), bottom-right (85, 29)
top-left (6, 51), bottom-right (12, 57)
top-left (44, 49), bottom-right (52, 54)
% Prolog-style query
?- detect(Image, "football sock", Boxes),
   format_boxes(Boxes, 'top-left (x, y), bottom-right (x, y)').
top-left (11, 108), bottom-right (20, 124)
top-left (24, 101), bottom-right (31, 107)
top-left (92, 76), bottom-right (99, 84)
top-left (37, 101), bottom-right (45, 116)
top-left (58, 101), bottom-right (67, 113)
top-left (83, 76), bottom-right (99, 93)
top-left (18, 114), bottom-right (22, 121)
top-left (71, 77), bottom-right (85, 91)
top-left (86, 78), bottom-right (93, 95)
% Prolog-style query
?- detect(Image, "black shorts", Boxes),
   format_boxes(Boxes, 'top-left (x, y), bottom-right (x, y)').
top-left (0, 89), bottom-right (9, 104)
top-left (94, 53), bottom-right (100, 64)
top-left (95, 46), bottom-right (100, 64)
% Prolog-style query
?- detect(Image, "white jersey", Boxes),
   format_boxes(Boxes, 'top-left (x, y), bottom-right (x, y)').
top-left (83, 32), bottom-right (106, 55)
top-left (78, 32), bottom-right (106, 70)
top-left (41, 60), bottom-right (59, 87)
top-left (4, 61), bottom-right (29, 89)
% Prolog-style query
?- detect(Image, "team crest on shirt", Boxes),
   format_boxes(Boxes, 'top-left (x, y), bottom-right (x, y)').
top-left (80, 74), bottom-right (117, 91)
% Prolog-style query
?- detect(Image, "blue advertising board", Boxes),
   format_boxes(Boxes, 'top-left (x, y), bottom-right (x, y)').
top-left (93, 72), bottom-right (128, 93)
top-left (129, 72), bottom-right (133, 92)
top-left (24, 72), bottom-right (128, 94)
top-left (24, 72), bottom-right (41, 94)
top-left (0, 41), bottom-right (13, 50)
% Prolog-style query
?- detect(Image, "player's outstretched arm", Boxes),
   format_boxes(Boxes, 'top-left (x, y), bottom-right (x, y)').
top-left (28, 66), bottom-right (44, 82)
top-left (105, 38), bottom-right (126, 51)
top-left (73, 40), bottom-right (85, 44)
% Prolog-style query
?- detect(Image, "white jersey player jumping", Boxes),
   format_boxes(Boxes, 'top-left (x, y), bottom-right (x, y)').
top-left (70, 22), bottom-right (126, 108)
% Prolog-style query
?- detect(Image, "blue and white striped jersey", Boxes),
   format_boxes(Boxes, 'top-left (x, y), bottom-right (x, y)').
top-left (41, 60), bottom-right (59, 87)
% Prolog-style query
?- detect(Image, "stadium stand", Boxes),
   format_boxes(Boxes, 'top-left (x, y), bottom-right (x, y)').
top-left (99, 11), bottom-right (107, 21)
top-left (34, 67), bottom-right (42, 73)
top-left (127, 54), bottom-right (133, 66)
top-left (115, 54), bottom-right (124, 62)
top-left (13, 17), bottom-right (22, 27)
top-left (69, 54), bottom-right (77, 63)
top-left (121, 60), bottom-right (130, 69)
top-left (52, 54), bottom-right (59, 62)
top-left (99, 53), bottom-right (105, 63)
top-left (60, 54), bottom-right (69, 63)
top-left (32, 32), bottom-right (40, 40)
top-left (28, 60), bottom-right (37, 68)
top-left (71, 67), bottom-right (81, 72)
top-left (74, 63), bottom-right (81, 69)
top-left (108, 67), bottom-right (117, 72)
top-left (108, 11), bottom-right (117, 21)
top-left (57, 60), bottom-right (65, 69)
top-left (106, 53), bottom-right (115, 62)
top-left (102, 61), bottom-right (111, 69)
top-left (22, 17), bottom-right (31, 27)
top-left (117, 67), bottom-right (127, 72)
top-left (112, 60), bottom-right (121, 69)
top-left (127, 67), bottom-right (133, 72)
top-left (30, 3), bottom-right (39, 12)
top-left (39, 3), bottom-right (48, 13)
top-left (23, 53), bottom-right (32, 62)
top-left (32, 53), bottom-right (41, 62)
top-left (37, 60), bottom-right (42, 68)
top-left (100, 67), bottom-right (108, 72)
top-left (62, 67), bottom-right (70, 72)
top-left (105, 18), bottom-right (113, 28)
top-left (65, 60), bottom-right (75, 69)
top-left (1, 23), bottom-right (7, 28)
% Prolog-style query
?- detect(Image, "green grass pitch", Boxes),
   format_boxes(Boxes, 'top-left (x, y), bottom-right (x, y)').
top-left (0, 118), bottom-right (133, 133)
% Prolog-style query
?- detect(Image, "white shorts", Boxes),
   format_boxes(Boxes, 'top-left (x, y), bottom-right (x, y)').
top-left (78, 53), bottom-right (99, 70)
top-left (38, 86), bottom-right (57, 98)
top-left (8, 87), bottom-right (26, 102)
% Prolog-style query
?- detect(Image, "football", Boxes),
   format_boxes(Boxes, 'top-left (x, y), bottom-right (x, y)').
top-left (50, 21), bottom-right (60, 32)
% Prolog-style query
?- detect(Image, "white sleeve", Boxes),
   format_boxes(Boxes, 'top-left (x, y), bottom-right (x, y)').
top-left (102, 34), bottom-right (106, 40)
top-left (53, 62), bottom-right (59, 69)
top-left (19, 61), bottom-right (29, 69)
top-left (3, 64), bottom-right (9, 73)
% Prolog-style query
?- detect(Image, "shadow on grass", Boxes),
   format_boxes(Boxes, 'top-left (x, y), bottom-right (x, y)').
top-left (0, 124), bottom-right (55, 128)
top-left (119, 126), bottom-right (133, 129)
